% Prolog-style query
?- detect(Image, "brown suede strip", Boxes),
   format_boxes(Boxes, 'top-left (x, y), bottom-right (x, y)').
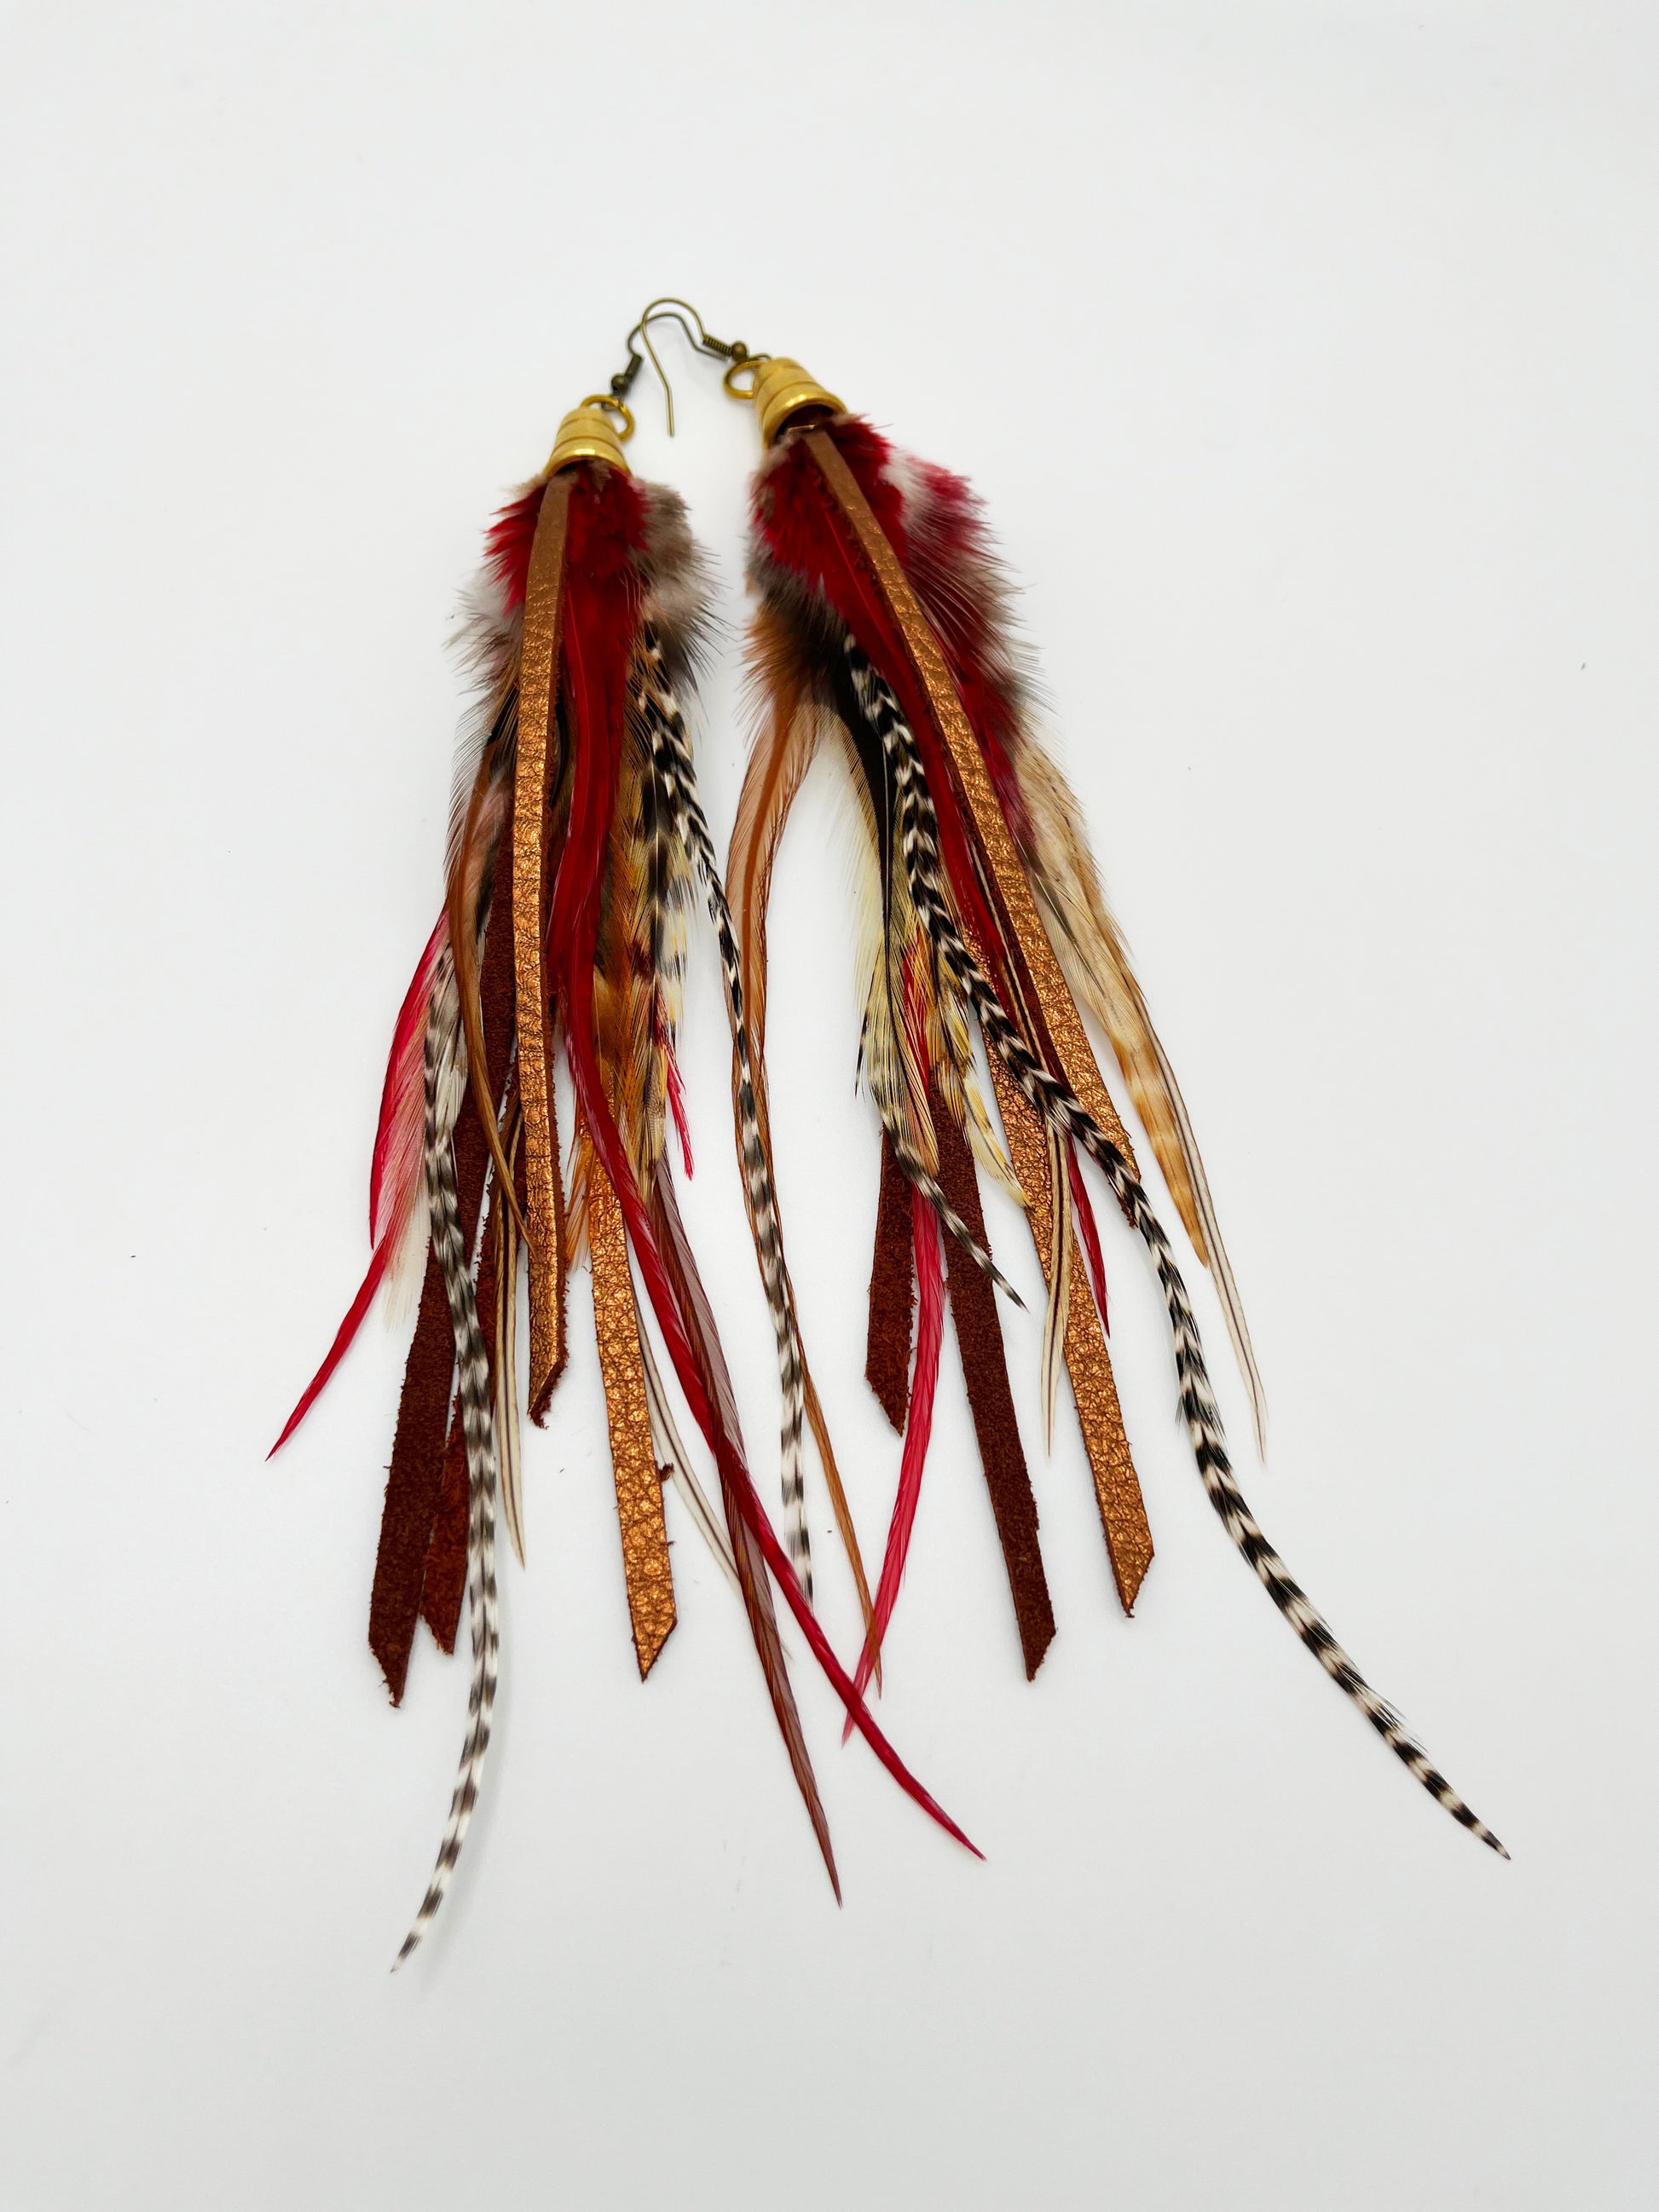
top-left (368, 833), bottom-right (522, 1701)
top-left (419, 1426), bottom-right (469, 1658)
top-left (933, 1100), bottom-right (1056, 1678)
top-left (368, 1246), bottom-right (457, 1705)
top-left (865, 1133), bottom-right (915, 1434)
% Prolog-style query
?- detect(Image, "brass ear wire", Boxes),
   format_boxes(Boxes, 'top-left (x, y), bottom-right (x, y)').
top-left (617, 297), bottom-right (763, 435)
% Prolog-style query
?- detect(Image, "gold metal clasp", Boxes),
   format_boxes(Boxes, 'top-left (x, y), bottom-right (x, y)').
top-left (738, 356), bottom-right (846, 448)
top-left (545, 395), bottom-right (633, 476)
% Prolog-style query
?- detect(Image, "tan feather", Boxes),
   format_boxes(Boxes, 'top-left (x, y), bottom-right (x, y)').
top-left (1014, 737), bottom-right (1267, 1453)
top-left (445, 748), bottom-right (525, 1237)
top-left (729, 627), bottom-right (882, 1672)
top-left (728, 603), bottom-right (825, 1102)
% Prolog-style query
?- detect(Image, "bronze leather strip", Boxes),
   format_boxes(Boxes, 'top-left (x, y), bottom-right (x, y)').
top-left (932, 1094), bottom-right (1055, 1678)
top-left (367, 1052), bottom-right (488, 1696)
top-left (587, 1149), bottom-right (676, 1678)
top-left (986, 1048), bottom-right (1153, 1614)
top-left (865, 1131), bottom-right (916, 1434)
top-left (806, 431), bottom-right (1138, 1173)
top-left (513, 472), bottom-right (572, 1420)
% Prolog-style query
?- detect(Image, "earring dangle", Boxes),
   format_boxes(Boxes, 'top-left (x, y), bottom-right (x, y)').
top-left (273, 323), bottom-right (974, 1964)
top-left (705, 331), bottom-right (1506, 1852)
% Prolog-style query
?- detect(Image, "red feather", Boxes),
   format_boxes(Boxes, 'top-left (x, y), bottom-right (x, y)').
top-left (271, 914), bottom-right (446, 1455)
top-left (483, 483), bottom-right (546, 611)
top-left (663, 1031), bottom-right (695, 1180)
top-left (891, 455), bottom-right (1030, 845)
top-left (1066, 1142), bottom-right (1110, 1334)
top-left (754, 426), bottom-right (1010, 981)
top-left (269, 1238), bottom-right (396, 1457)
top-left (369, 915), bottom-right (446, 1240)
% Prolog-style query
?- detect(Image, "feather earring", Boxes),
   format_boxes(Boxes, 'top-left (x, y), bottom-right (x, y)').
top-left (273, 338), bottom-right (974, 1963)
top-left (710, 339), bottom-right (1506, 1854)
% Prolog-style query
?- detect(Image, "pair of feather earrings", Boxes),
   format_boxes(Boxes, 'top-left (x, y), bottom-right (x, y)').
top-left (275, 300), bottom-right (1504, 1963)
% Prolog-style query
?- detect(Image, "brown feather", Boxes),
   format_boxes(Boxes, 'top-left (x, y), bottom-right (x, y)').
top-left (445, 740), bottom-right (527, 1239)
top-left (730, 618), bottom-right (882, 1674)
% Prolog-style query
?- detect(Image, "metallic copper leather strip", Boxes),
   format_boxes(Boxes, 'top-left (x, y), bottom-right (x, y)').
top-left (986, 1048), bottom-right (1153, 1614)
top-left (513, 473), bottom-right (572, 1417)
top-left (805, 432), bottom-right (1138, 1171)
top-left (587, 1151), bottom-right (676, 1678)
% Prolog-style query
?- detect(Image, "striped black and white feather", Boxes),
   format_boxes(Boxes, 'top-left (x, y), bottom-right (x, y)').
top-left (634, 623), bottom-right (815, 1599)
top-left (395, 950), bottom-right (503, 1966)
top-left (841, 633), bottom-right (1506, 1856)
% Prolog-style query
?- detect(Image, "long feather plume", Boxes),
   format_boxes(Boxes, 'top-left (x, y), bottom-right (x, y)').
top-left (395, 952), bottom-right (502, 1965)
top-left (846, 628), bottom-right (1504, 1853)
top-left (633, 627), bottom-right (813, 1597)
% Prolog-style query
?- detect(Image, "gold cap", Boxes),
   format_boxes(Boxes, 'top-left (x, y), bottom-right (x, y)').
top-left (750, 357), bottom-right (844, 448)
top-left (545, 396), bottom-right (633, 476)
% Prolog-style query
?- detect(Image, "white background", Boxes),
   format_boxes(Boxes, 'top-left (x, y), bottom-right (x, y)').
top-left (1, 4), bottom-right (1654, 2206)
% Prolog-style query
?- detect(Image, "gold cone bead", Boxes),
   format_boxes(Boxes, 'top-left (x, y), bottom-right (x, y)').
top-left (752, 357), bottom-right (845, 447)
top-left (546, 402), bottom-right (631, 476)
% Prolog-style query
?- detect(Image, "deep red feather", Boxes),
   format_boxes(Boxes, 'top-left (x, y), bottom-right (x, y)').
top-left (754, 425), bottom-right (1009, 980)
top-left (484, 483), bottom-right (546, 612)
top-left (272, 915), bottom-right (446, 1455)
top-left (1066, 1142), bottom-right (1111, 1334)
top-left (369, 915), bottom-right (446, 1240)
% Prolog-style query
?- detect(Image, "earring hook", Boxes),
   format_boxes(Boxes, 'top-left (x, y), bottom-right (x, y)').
top-left (617, 297), bottom-right (765, 436)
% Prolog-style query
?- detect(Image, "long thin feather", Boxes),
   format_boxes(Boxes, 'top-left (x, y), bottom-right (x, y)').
top-left (636, 626), bottom-right (814, 1600)
top-left (270, 917), bottom-right (447, 1454)
top-left (1039, 1124), bottom-right (1072, 1452)
top-left (395, 968), bottom-right (502, 1966)
top-left (848, 630), bottom-right (1506, 1855)
top-left (1017, 738), bottom-right (1267, 1453)
top-left (635, 1299), bottom-right (743, 1597)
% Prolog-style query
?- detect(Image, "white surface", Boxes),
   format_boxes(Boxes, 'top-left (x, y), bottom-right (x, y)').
top-left (1, 4), bottom-right (1654, 2206)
